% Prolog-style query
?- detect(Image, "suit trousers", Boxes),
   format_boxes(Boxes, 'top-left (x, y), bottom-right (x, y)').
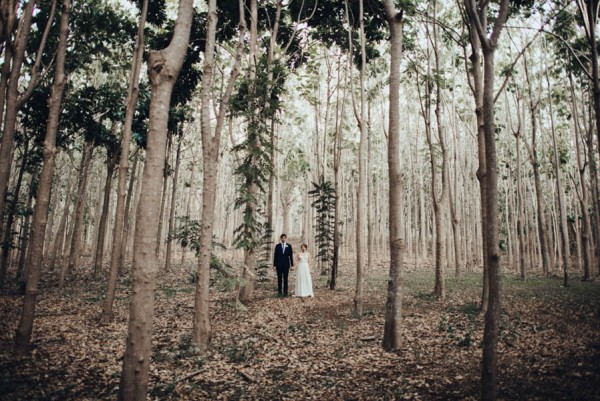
top-left (276, 266), bottom-right (289, 295)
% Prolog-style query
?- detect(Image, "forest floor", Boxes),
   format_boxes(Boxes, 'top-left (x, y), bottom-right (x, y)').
top-left (1, 257), bottom-right (600, 401)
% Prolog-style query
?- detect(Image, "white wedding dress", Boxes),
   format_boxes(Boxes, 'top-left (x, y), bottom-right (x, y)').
top-left (295, 253), bottom-right (314, 297)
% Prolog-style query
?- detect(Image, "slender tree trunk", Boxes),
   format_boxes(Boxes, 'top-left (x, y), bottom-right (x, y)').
top-left (239, 0), bottom-right (258, 304)
top-left (16, 183), bottom-right (35, 290)
top-left (155, 135), bottom-right (171, 257)
top-left (545, 63), bottom-right (569, 286)
top-left (0, 0), bottom-right (36, 236)
top-left (61, 140), bottom-right (94, 289)
top-left (510, 97), bottom-right (527, 280)
top-left (14, 0), bottom-right (71, 352)
top-left (523, 54), bottom-right (549, 275)
top-left (100, 0), bottom-right (148, 324)
top-left (352, 0), bottom-right (368, 317)
top-left (0, 141), bottom-right (28, 287)
top-left (93, 152), bottom-right (117, 278)
top-left (331, 52), bottom-right (345, 290)
top-left (464, 1), bottom-right (510, 399)
top-left (569, 73), bottom-right (592, 280)
top-left (118, 0), bottom-right (193, 397)
top-left (432, 2), bottom-right (448, 298)
top-left (120, 151), bottom-right (140, 268)
top-left (165, 134), bottom-right (182, 271)
top-left (192, 0), bottom-right (242, 351)
top-left (48, 168), bottom-right (74, 272)
top-left (382, 0), bottom-right (404, 351)
top-left (464, 12), bottom-right (489, 312)
top-left (264, 0), bottom-right (283, 254)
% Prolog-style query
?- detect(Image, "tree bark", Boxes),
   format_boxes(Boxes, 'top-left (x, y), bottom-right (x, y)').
top-left (48, 166), bottom-right (74, 273)
top-left (0, 0), bottom-right (36, 236)
top-left (165, 133), bottom-right (182, 271)
top-left (61, 139), bottom-right (94, 289)
top-left (193, 0), bottom-right (244, 352)
top-left (523, 53), bottom-right (550, 276)
top-left (93, 151), bottom-right (117, 279)
top-left (0, 141), bottom-right (28, 287)
top-left (351, 0), bottom-right (368, 317)
top-left (155, 135), bottom-right (171, 257)
top-left (16, 182), bottom-right (35, 291)
top-left (118, 0), bottom-right (193, 398)
top-left (382, 0), bottom-right (404, 351)
top-left (14, 0), bottom-right (71, 353)
top-left (99, 0), bottom-right (148, 325)
top-left (545, 62), bottom-right (569, 286)
top-left (239, 0), bottom-right (259, 304)
top-left (463, 1), bottom-right (510, 399)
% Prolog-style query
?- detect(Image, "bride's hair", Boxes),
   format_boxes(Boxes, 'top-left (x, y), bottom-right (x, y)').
top-left (301, 243), bottom-right (308, 250)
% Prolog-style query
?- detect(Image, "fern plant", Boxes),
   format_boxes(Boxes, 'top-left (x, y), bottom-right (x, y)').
top-left (309, 175), bottom-right (337, 274)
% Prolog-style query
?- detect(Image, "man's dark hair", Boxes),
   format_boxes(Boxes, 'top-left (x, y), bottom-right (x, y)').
top-left (280, 233), bottom-right (287, 239)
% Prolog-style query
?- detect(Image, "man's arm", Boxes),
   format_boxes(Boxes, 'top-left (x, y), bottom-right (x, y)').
top-left (289, 245), bottom-right (294, 266)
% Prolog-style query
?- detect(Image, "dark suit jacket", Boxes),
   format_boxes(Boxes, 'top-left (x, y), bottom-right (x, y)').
top-left (273, 243), bottom-right (294, 270)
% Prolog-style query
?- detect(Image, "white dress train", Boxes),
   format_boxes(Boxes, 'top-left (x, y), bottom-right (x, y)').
top-left (295, 253), bottom-right (314, 297)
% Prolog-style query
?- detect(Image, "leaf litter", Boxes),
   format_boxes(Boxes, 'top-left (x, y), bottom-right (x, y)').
top-left (1, 258), bottom-right (599, 400)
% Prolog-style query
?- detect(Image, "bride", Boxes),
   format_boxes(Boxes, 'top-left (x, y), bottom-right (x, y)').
top-left (294, 244), bottom-right (314, 297)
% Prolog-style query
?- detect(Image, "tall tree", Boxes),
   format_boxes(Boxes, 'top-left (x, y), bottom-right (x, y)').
top-left (463, 0), bottom-right (510, 399)
top-left (118, 0), bottom-right (193, 398)
top-left (382, 0), bottom-right (405, 351)
top-left (193, 0), bottom-right (244, 350)
top-left (100, 0), bottom-right (148, 324)
top-left (351, 0), bottom-right (368, 317)
top-left (14, 0), bottom-right (72, 353)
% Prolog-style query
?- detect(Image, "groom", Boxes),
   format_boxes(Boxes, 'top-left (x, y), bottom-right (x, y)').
top-left (273, 233), bottom-right (294, 297)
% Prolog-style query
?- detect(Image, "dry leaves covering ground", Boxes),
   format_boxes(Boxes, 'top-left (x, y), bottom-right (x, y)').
top-left (1, 257), bottom-right (599, 400)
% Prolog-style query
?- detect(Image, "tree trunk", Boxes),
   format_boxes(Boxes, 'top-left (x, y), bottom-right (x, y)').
top-left (165, 134), bottom-right (182, 271)
top-left (0, 141), bottom-right (28, 287)
top-left (16, 183), bottom-right (35, 291)
top-left (155, 135), bottom-right (171, 257)
top-left (0, 0), bottom-right (36, 236)
top-left (464, 5), bottom-right (489, 313)
top-left (192, 0), bottom-right (245, 342)
top-left (14, 0), bottom-right (71, 352)
top-left (120, 151), bottom-right (140, 268)
top-left (569, 72), bottom-right (592, 280)
top-left (100, 0), bottom-right (148, 324)
top-left (331, 52), bottom-right (346, 290)
top-left (382, 0), bottom-right (404, 351)
top-left (523, 54), bottom-right (549, 275)
top-left (545, 63), bottom-right (569, 287)
top-left (118, 0), bottom-right (193, 397)
top-left (509, 96), bottom-right (527, 280)
top-left (61, 139), bottom-right (94, 289)
top-left (238, 0), bottom-right (259, 304)
top-left (432, 1), bottom-right (448, 298)
top-left (464, 1), bottom-right (510, 399)
top-left (48, 168), bottom-right (74, 273)
top-left (352, 0), bottom-right (368, 317)
top-left (93, 151), bottom-right (117, 279)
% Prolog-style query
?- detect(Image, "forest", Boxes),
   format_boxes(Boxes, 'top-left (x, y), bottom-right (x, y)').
top-left (0, 0), bottom-right (599, 400)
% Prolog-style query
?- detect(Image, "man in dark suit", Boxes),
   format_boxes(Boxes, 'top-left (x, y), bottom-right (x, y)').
top-left (273, 233), bottom-right (294, 297)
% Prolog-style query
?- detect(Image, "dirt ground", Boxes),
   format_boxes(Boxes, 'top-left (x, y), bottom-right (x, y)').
top-left (1, 258), bottom-right (599, 400)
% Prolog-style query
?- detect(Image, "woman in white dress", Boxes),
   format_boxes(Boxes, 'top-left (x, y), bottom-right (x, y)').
top-left (294, 244), bottom-right (314, 297)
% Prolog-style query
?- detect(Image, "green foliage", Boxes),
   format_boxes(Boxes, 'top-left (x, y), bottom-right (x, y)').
top-left (290, 0), bottom-right (391, 67)
top-left (309, 175), bottom-right (337, 269)
top-left (230, 56), bottom-right (286, 260)
top-left (167, 216), bottom-right (237, 290)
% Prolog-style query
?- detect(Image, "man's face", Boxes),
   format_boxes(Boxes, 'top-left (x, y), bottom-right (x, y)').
top-left (281, 236), bottom-right (287, 243)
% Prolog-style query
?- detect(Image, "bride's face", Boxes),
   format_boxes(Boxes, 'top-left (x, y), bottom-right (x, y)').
top-left (301, 246), bottom-right (307, 252)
